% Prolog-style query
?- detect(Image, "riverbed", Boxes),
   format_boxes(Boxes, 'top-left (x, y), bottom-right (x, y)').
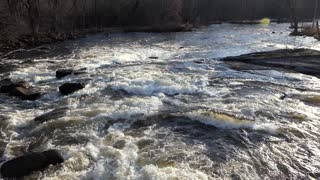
top-left (1, 23), bottom-right (320, 179)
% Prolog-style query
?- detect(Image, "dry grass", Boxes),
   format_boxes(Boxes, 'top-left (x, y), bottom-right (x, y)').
top-left (301, 26), bottom-right (320, 40)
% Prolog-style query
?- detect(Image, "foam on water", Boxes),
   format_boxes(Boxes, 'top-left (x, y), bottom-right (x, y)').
top-left (186, 110), bottom-right (279, 134)
top-left (1, 23), bottom-right (320, 179)
top-left (110, 68), bottom-right (209, 96)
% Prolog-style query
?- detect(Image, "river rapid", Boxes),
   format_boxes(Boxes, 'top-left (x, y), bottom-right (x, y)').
top-left (1, 23), bottom-right (320, 179)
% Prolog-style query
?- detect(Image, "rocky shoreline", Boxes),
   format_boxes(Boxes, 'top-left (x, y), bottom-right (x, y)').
top-left (223, 48), bottom-right (320, 78)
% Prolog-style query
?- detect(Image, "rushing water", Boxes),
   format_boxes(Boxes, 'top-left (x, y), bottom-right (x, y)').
top-left (1, 23), bottom-right (320, 179)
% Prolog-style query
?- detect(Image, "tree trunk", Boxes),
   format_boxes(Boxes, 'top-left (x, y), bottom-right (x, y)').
top-left (313, 0), bottom-right (319, 28)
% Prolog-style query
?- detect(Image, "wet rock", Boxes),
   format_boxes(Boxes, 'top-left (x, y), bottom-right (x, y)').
top-left (56, 68), bottom-right (87, 79)
top-left (0, 149), bottom-right (64, 178)
top-left (0, 80), bottom-right (30, 93)
top-left (0, 79), bottom-right (41, 100)
top-left (137, 139), bottom-right (155, 149)
top-left (302, 96), bottom-right (320, 106)
top-left (113, 140), bottom-right (126, 149)
top-left (56, 69), bottom-right (73, 79)
top-left (8, 87), bottom-right (42, 100)
top-left (34, 107), bottom-right (69, 123)
top-left (280, 93), bottom-right (287, 100)
top-left (149, 56), bottom-right (158, 59)
top-left (59, 83), bottom-right (85, 95)
top-left (223, 49), bottom-right (320, 78)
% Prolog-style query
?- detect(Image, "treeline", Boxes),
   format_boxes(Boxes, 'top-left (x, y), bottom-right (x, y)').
top-left (0, 0), bottom-right (318, 46)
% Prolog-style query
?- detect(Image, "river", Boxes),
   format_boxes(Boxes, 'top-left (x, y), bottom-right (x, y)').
top-left (1, 23), bottom-right (320, 179)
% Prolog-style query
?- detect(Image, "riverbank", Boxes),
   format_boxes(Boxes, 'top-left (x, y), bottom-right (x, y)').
top-left (0, 28), bottom-right (125, 57)
top-left (0, 24), bottom-right (197, 56)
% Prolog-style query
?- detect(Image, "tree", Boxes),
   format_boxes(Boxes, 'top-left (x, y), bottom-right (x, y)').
top-left (286, 0), bottom-right (299, 35)
top-left (312, 0), bottom-right (319, 28)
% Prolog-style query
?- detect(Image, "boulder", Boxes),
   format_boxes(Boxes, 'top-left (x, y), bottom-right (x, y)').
top-left (8, 87), bottom-right (41, 100)
top-left (0, 80), bottom-right (30, 93)
top-left (149, 56), bottom-right (158, 59)
top-left (34, 107), bottom-right (69, 123)
top-left (56, 68), bottom-right (86, 79)
top-left (59, 83), bottom-right (85, 95)
top-left (56, 69), bottom-right (73, 79)
top-left (0, 150), bottom-right (64, 178)
top-left (0, 79), bottom-right (41, 100)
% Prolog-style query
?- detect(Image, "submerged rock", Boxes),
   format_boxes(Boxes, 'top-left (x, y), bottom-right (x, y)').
top-left (0, 150), bottom-right (64, 178)
top-left (302, 96), bottom-right (320, 106)
top-left (59, 83), bottom-right (85, 95)
top-left (34, 107), bottom-right (69, 123)
top-left (113, 140), bottom-right (126, 149)
top-left (56, 68), bottom-right (86, 79)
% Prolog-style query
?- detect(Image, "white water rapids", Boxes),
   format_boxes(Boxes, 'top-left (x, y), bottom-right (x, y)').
top-left (0, 23), bottom-right (320, 179)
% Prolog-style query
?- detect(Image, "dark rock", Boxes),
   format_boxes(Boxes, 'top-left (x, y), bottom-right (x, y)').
top-left (137, 139), bottom-right (155, 149)
top-left (280, 93), bottom-right (287, 100)
top-left (34, 107), bottom-right (69, 123)
top-left (59, 83), bottom-right (85, 95)
top-left (56, 68), bottom-right (87, 79)
top-left (223, 49), bottom-right (320, 78)
top-left (0, 80), bottom-right (30, 93)
top-left (0, 150), bottom-right (64, 178)
top-left (193, 59), bottom-right (205, 64)
top-left (8, 87), bottom-right (42, 100)
top-left (104, 124), bottom-right (110, 130)
top-left (56, 69), bottom-right (73, 79)
top-left (113, 140), bottom-right (126, 149)
top-left (0, 80), bottom-right (41, 100)
top-left (149, 56), bottom-right (158, 59)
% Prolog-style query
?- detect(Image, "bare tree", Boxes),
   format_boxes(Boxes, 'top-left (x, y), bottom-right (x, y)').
top-left (312, 0), bottom-right (319, 28)
top-left (287, 0), bottom-right (299, 35)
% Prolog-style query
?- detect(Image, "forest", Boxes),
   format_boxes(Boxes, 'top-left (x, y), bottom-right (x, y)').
top-left (0, 0), bottom-right (318, 47)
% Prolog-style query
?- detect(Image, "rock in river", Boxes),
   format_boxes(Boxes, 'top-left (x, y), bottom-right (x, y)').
top-left (0, 79), bottom-right (41, 100)
top-left (56, 68), bottom-right (86, 79)
top-left (223, 48), bottom-right (320, 78)
top-left (0, 150), bottom-right (64, 178)
top-left (34, 107), bottom-right (69, 123)
top-left (0, 80), bottom-right (30, 93)
top-left (9, 87), bottom-right (42, 100)
top-left (59, 82), bottom-right (85, 95)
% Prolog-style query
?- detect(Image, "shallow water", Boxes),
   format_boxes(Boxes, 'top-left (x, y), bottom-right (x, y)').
top-left (1, 23), bottom-right (320, 179)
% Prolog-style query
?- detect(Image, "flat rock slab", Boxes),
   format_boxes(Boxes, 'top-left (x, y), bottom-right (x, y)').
top-left (56, 68), bottom-right (87, 79)
top-left (0, 150), bottom-right (64, 178)
top-left (59, 82), bottom-right (85, 95)
top-left (222, 49), bottom-right (320, 78)
top-left (34, 107), bottom-right (69, 123)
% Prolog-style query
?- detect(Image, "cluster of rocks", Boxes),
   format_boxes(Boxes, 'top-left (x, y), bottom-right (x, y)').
top-left (0, 68), bottom-right (87, 178)
top-left (0, 68), bottom-right (87, 101)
